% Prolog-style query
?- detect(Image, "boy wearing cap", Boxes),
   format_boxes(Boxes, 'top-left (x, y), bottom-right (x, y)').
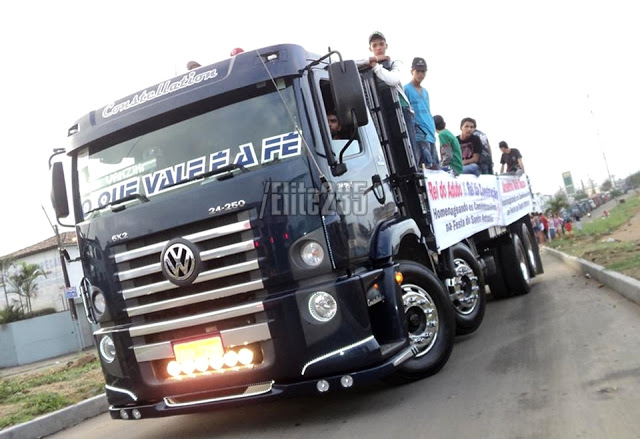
top-left (358, 32), bottom-right (418, 166)
top-left (434, 115), bottom-right (463, 175)
top-left (404, 57), bottom-right (438, 169)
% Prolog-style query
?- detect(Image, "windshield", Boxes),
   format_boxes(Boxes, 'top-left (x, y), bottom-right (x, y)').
top-left (77, 84), bottom-right (301, 219)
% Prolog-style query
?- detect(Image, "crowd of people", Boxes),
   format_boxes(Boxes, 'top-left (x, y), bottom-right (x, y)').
top-left (349, 31), bottom-right (526, 177)
top-left (530, 211), bottom-right (582, 243)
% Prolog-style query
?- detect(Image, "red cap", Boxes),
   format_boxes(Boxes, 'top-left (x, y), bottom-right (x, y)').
top-left (230, 48), bottom-right (244, 57)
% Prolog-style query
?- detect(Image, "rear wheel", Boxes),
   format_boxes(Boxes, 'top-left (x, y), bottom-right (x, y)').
top-left (450, 244), bottom-right (486, 335)
top-left (389, 261), bottom-right (455, 383)
top-left (500, 233), bottom-right (531, 295)
top-left (519, 222), bottom-right (539, 278)
top-left (486, 248), bottom-right (512, 300)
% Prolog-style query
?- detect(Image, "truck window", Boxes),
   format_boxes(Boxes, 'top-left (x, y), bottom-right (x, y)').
top-left (77, 85), bottom-right (301, 219)
top-left (319, 79), bottom-right (362, 160)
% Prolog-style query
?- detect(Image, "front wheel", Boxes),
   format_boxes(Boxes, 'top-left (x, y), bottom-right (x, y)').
top-left (450, 244), bottom-right (486, 335)
top-left (389, 261), bottom-right (455, 383)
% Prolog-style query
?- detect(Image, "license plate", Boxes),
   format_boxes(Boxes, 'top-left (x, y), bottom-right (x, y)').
top-left (173, 336), bottom-right (224, 362)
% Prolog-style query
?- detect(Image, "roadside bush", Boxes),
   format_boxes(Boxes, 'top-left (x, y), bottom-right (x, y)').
top-left (0, 305), bottom-right (25, 324)
top-left (29, 307), bottom-right (57, 318)
top-left (0, 306), bottom-right (58, 324)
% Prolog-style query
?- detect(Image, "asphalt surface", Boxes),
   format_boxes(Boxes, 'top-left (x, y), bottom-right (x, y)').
top-left (47, 252), bottom-right (640, 439)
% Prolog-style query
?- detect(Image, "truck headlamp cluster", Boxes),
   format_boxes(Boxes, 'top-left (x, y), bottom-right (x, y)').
top-left (300, 241), bottom-right (325, 267)
top-left (99, 335), bottom-right (116, 363)
top-left (308, 291), bottom-right (338, 322)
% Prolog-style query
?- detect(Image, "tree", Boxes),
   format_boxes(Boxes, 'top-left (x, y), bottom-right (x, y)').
top-left (7, 262), bottom-right (47, 315)
top-left (628, 171), bottom-right (640, 189)
top-left (600, 179), bottom-right (612, 192)
top-left (546, 191), bottom-right (570, 216)
top-left (0, 256), bottom-right (13, 309)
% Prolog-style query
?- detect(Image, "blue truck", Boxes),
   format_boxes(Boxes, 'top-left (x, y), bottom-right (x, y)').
top-left (50, 44), bottom-right (542, 420)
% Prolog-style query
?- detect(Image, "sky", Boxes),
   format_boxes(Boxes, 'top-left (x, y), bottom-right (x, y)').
top-left (1, 0), bottom-right (638, 256)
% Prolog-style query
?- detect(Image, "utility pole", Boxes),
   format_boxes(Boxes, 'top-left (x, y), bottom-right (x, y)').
top-left (586, 94), bottom-right (615, 189)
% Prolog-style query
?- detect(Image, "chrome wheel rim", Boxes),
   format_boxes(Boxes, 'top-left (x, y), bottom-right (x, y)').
top-left (402, 284), bottom-right (439, 358)
top-left (451, 258), bottom-right (479, 316)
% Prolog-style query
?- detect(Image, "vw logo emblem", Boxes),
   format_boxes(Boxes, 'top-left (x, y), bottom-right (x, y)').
top-left (161, 239), bottom-right (200, 285)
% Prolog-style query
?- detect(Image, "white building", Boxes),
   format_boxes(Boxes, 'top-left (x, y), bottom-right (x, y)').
top-left (1, 232), bottom-right (83, 313)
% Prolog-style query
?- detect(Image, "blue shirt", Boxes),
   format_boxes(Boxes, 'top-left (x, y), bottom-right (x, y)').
top-left (404, 83), bottom-right (436, 143)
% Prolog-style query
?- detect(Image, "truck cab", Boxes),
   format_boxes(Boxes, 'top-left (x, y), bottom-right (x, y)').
top-left (51, 44), bottom-right (460, 419)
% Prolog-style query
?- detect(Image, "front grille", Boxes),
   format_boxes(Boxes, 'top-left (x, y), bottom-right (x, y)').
top-left (111, 210), bottom-right (272, 367)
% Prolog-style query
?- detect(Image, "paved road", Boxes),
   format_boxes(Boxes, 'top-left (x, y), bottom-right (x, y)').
top-left (50, 253), bottom-right (640, 439)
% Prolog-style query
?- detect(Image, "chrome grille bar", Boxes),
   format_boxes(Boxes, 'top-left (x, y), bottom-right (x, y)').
top-left (116, 240), bottom-right (256, 282)
top-left (129, 302), bottom-right (264, 337)
top-left (164, 381), bottom-right (274, 407)
top-left (126, 279), bottom-right (264, 317)
top-left (122, 259), bottom-right (260, 300)
top-left (114, 220), bottom-right (251, 264)
top-left (133, 322), bottom-right (272, 362)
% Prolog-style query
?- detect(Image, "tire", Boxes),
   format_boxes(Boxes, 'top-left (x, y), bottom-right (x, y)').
top-left (389, 261), bottom-right (455, 383)
top-left (519, 222), bottom-right (540, 278)
top-left (499, 233), bottom-right (532, 295)
top-left (450, 244), bottom-right (486, 335)
top-left (486, 248), bottom-right (512, 300)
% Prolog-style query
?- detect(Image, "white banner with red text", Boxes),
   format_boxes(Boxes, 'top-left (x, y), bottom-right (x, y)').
top-left (423, 171), bottom-right (532, 251)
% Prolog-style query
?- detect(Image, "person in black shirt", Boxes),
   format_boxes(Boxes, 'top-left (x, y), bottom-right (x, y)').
top-left (457, 117), bottom-right (482, 176)
top-left (499, 141), bottom-right (525, 174)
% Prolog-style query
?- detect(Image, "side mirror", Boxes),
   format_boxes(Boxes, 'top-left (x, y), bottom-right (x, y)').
top-left (329, 60), bottom-right (368, 131)
top-left (51, 162), bottom-right (70, 219)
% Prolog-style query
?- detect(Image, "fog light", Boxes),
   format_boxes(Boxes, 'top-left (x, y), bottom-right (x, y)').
top-left (132, 409), bottom-right (142, 420)
top-left (92, 288), bottom-right (106, 316)
top-left (195, 357), bottom-right (209, 372)
top-left (120, 409), bottom-right (129, 420)
top-left (210, 355), bottom-right (224, 370)
top-left (238, 348), bottom-right (254, 365)
top-left (167, 360), bottom-right (181, 377)
top-left (340, 375), bottom-right (354, 388)
top-left (223, 350), bottom-right (238, 367)
top-left (99, 335), bottom-right (116, 363)
top-left (308, 291), bottom-right (337, 322)
top-left (181, 359), bottom-right (195, 375)
top-left (300, 241), bottom-right (325, 267)
top-left (316, 379), bottom-right (330, 393)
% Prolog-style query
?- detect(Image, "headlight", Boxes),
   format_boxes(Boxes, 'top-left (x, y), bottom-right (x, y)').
top-left (300, 241), bottom-right (325, 267)
top-left (99, 335), bottom-right (116, 363)
top-left (92, 288), bottom-right (106, 316)
top-left (308, 291), bottom-right (337, 322)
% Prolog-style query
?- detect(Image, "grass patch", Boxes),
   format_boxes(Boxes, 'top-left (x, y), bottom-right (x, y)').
top-left (0, 355), bottom-right (104, 430)
top-left (574, 195), bottom-right (640, 236)
top-left (547, 193), bottom-right (640, 281)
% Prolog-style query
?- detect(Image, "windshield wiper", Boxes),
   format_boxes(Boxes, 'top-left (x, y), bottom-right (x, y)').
top-left (85, 193), bottom-right (149, 215)
top-left (161, 163), bottom-right (248, 191)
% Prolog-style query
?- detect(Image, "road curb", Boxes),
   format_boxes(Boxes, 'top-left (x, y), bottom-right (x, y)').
top-left (543, 247), bottom-right (640, 306)
top-left (0, 394), bottom-right (107, 439)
